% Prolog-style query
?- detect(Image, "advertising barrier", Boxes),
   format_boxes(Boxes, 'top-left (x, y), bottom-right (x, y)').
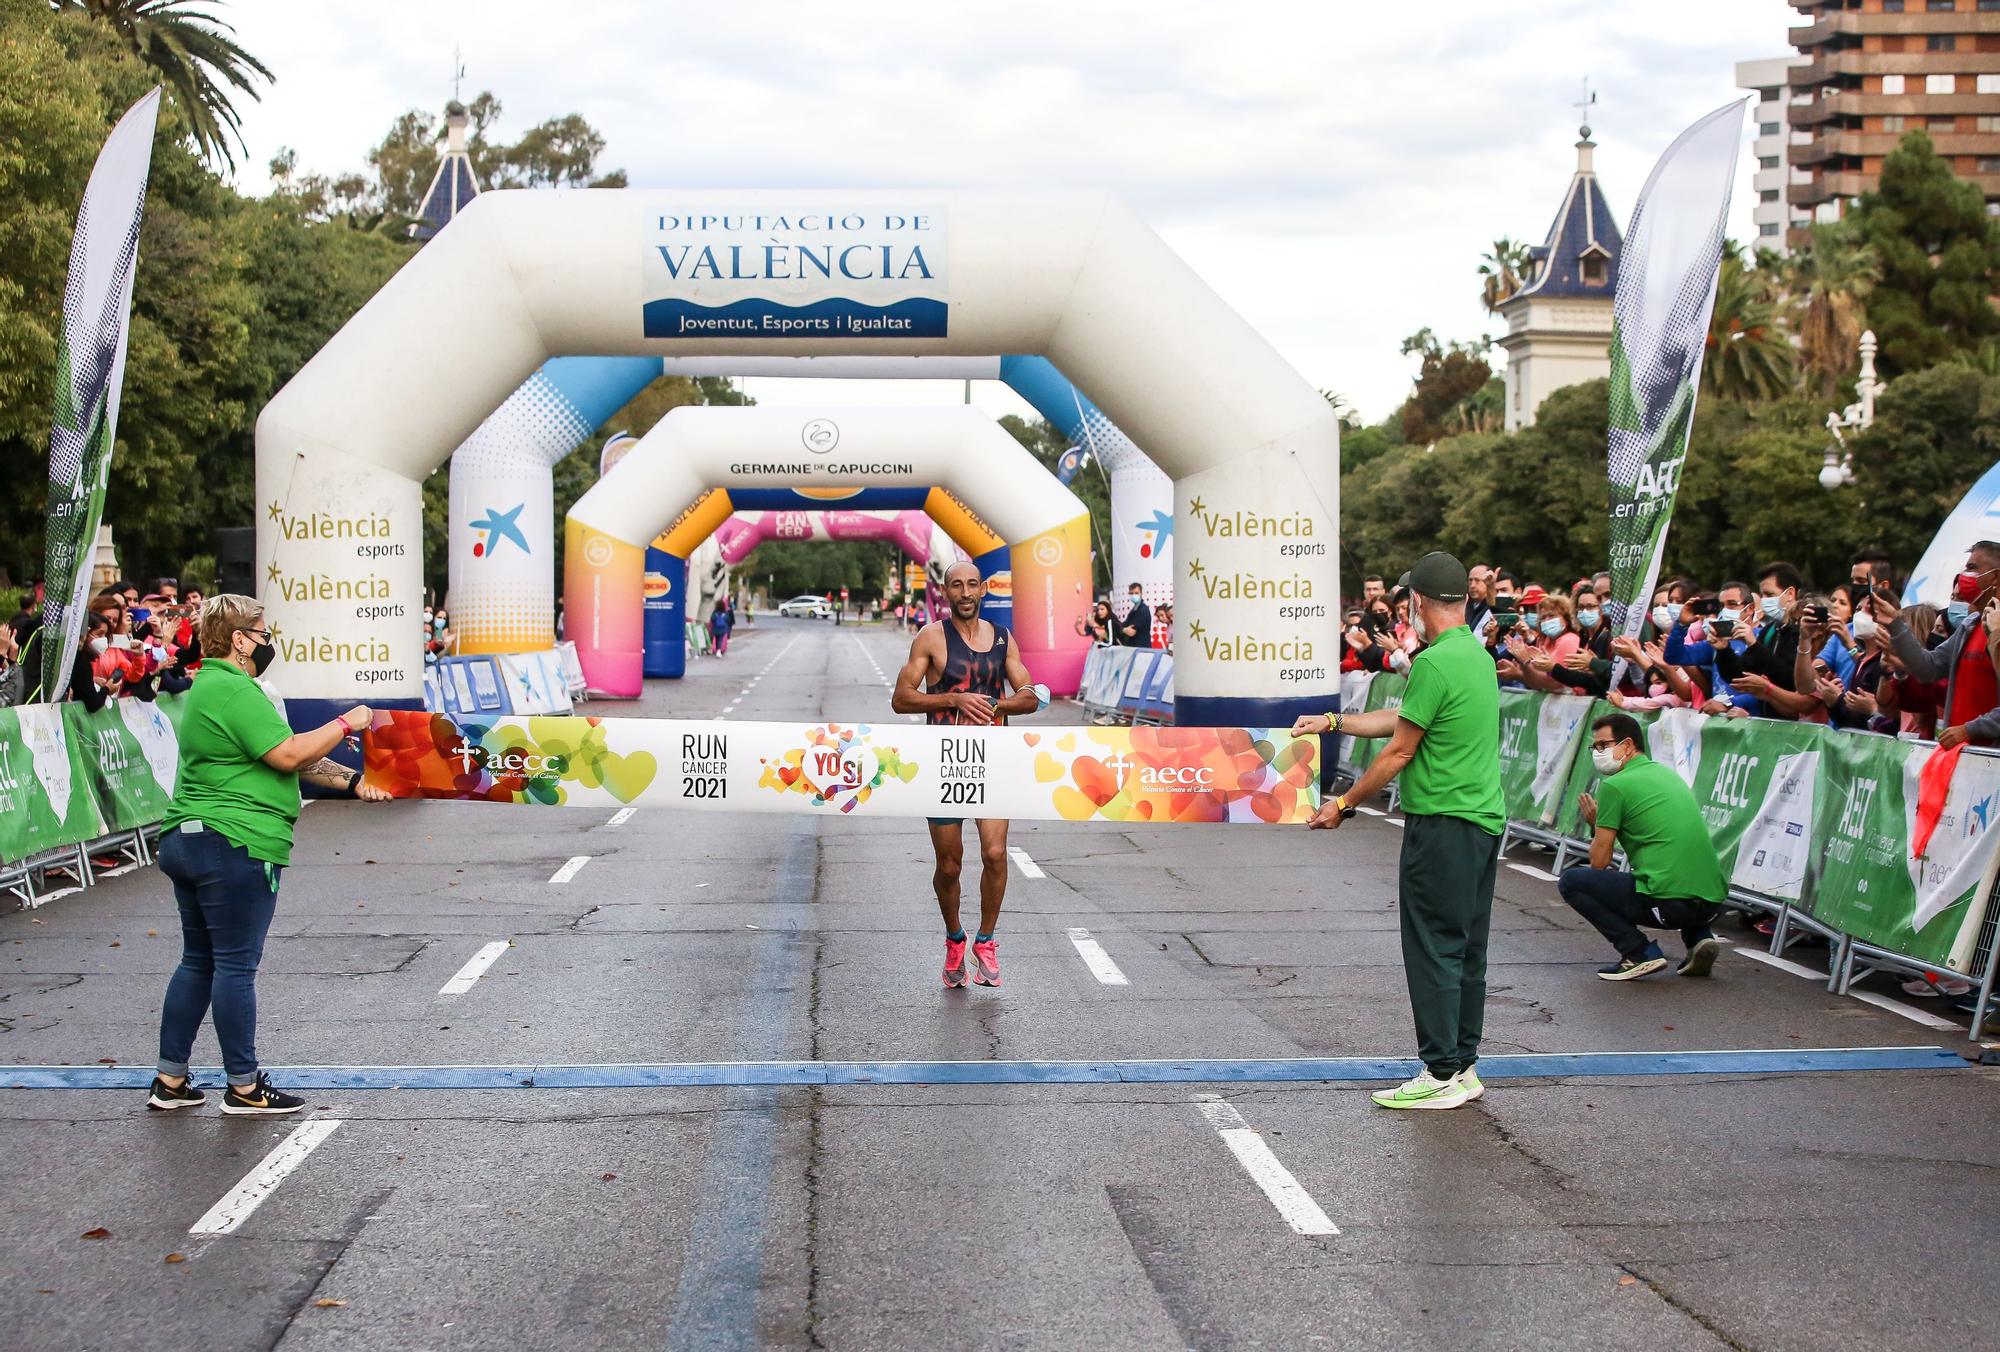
top-left (1337, 671), bottom-right (1999, 1016)
top-left (1076, 644), bottom-right (1174, 725)
top-left (364, 712), bottom-right (1318, 825)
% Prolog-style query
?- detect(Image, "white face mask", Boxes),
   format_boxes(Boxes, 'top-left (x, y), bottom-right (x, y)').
top-left (1652, 604), bottom-right (1677, 630)
top-left (88, 636), bottom-right (109, 656)
top-left (1591, 746), bottom-right (1623, 776)
top-left (1852, 612), bottom-right (1878, 641)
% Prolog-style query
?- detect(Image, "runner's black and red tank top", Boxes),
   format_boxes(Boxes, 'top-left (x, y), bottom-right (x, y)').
top-left (927, 621), bottom-right (1011, 726)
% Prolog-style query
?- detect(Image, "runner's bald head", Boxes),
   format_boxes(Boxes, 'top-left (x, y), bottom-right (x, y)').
top-left (945, 561), bottom-right (982, 585)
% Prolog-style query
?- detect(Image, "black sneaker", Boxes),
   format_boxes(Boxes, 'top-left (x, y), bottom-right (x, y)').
top-left (146, 1076), bottom-right (207, 1112)
top-left (221, 1074), bottom-right (307, 1116)
top-left (1598, 947), bottom-right (1669, 982)
top-left (1677, 935), bottom-right (1722, 978)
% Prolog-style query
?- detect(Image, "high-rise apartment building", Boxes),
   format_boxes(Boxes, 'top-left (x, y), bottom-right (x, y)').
top-left (1738, 55), bottom-right (1812, 252)
top-left (1786, 0), bottom-right (2000, 244)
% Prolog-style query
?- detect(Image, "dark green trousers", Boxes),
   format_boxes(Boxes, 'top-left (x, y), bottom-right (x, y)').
top-left (1398, 812), bottom-right (1501, 1077)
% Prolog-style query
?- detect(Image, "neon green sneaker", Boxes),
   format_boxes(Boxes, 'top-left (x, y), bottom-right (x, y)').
top-left (1453, 1067), bottom-right (1484, 1102)
top-left (1370, 1069), bottom-right (1473, 1110)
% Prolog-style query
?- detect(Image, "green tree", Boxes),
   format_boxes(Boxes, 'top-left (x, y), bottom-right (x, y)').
top-left (1788, 222), bottom-right (1880, 398)
top-left (1441, 381), bottom-right (1611, 584)
top-left (998, 413), bottom-right (1112, 593)
top-left (55, 0), bottom-right (272, 170)
top-left (1397, 328), bottom-right (1494, 444)
top-left (1847, 363), bottom-right (2000, 569)
top-left (1847, 130), bottom-right (2000, 376)
top-left (1477, 236), bottom-right (1532, 313)
top-left (1703, 244), bottom-right (1795, 403)
top-left (362, 92), bottom-right (625, 224)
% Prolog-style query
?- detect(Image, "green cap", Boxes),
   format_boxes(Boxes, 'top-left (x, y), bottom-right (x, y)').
top-left (1409, 551), bottom-right (1469, 603)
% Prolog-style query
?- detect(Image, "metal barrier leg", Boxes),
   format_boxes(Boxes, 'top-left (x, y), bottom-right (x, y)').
top-left (1971, 951), bottom-right (1998, 1043)
top-left (1768, 907), bottom-right (1790, 956)
top-left (1826, 933), bottom-right (1849, 992)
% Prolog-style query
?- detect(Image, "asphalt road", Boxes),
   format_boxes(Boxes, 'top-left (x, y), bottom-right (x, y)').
top-left (2, 616), bottom-right (1996, 1351)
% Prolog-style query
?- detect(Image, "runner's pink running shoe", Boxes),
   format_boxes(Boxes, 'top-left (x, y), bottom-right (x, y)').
top-left (943, 935), bottom-right (968, 988)
top-left (970, 938), bottom-right (1001, 987)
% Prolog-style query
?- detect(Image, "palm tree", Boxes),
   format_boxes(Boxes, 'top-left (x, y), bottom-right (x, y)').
top-left (1478, 237), bottom-right (1533, 313)
top-left (58, 0), bottom-right (273, 171)
top-left (1787, 223), bottom-right (1881, 397)
top-left (1704, 243), bottom-right (1797, 403)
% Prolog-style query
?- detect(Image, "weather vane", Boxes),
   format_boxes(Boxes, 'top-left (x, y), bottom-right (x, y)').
top-left (452, 46), bottom-right (465, 103)
top-left (1575, 77), bottom-right (1597, 141)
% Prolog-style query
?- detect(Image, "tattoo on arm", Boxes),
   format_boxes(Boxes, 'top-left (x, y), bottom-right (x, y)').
top-left (300, 758), bottom-right (356, 791)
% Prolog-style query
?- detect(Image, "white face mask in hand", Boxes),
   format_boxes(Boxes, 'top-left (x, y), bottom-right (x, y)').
top-left (1852, 613), bottom-right (1877, 641)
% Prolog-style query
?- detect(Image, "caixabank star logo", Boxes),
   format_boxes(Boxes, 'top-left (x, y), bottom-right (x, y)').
top-left (758, 723), bottom-right (917, 813)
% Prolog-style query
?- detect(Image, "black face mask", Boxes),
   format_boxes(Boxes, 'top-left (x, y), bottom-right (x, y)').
top-left (242, 637), bottom-right (274, 677)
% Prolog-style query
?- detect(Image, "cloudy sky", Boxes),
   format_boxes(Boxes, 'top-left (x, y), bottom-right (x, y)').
top-left (221, 0), bottom-right (1799, 424)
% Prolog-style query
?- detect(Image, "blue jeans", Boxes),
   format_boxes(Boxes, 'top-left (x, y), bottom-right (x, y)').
top-left (156, 825), bottom-right (281, 1085)
top-left (1556, 866), bottom-right (1719, 961)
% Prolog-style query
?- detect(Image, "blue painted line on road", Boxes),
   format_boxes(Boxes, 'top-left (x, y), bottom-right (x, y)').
top-left (1, 1046), bottom-right (1965, 1091)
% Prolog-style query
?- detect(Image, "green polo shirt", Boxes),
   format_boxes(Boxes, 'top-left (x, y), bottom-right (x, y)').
top-left (1394, 624), bottom-right (1504, 834)
top-left (1594, 754), bottom-right (1727, 904)
top-left (162, 661), bottom-right (300, 866)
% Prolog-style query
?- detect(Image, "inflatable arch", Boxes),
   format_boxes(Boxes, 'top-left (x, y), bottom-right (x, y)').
top-left (257, 189), bottom-right (1340, 729)
top-left (447, 353), bottom-right (1171, 656)
top-left (1905, 459), bottom-right (2000, 608)
top-left (641, 509), bottom-right (958, 676)
top-left (567, 405), bottom-right (1093, 696)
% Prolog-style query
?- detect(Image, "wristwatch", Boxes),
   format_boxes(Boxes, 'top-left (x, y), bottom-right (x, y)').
top-left (1324, 711), bottom-right (1343, 733)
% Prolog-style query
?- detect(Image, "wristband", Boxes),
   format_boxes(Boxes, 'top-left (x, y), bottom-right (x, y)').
top-left (345, 768), bottom-right (363, 797)
top-left (1325, 711), bottom-right (1342, 733)
top-left (334, 713), bottom-right (354, 737)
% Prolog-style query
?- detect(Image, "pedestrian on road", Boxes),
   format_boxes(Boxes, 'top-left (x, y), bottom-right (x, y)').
top-left (1558, 712), bottom-right (1727, 981)
top-left (1292, 551), bottom-right (1503, 1111)
top-left (146, 594), bottom-right (393, 1117)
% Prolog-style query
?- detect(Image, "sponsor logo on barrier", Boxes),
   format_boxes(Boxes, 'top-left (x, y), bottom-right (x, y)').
top-left (1135, 509), bottom-right (1172, 560)
top-left (801, 419), bottom-right (839, 454)
top-left (1032, 535), bottom-right (1064, 567)
top-left (759, 723), bottom-right (918, 814)
top-left (643, 573), bottom-right (673, 599)
top-left (983, 572), bottom-right (1014, 601)
top-left (583, 535), bottom-right (615, 569)
top-left (455, 741), bottom-right (562, 779)
top-left (1104, 750), bottom-right (1217, 793)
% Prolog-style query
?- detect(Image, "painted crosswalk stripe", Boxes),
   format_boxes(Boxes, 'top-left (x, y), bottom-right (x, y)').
top-left (189, 1120), bottom-right (342, 1237)
top-left (550, 856), bottom-right (591, 885)
top-left (1008, 847), bottom-right (1045, 879)
top-left (1507, 863), bottom-right (1559, 882)
top-left (1355, 805), bottom-right (1385, 817)
top-left (606, 807), bottom-right (636, 827)
top-left (1067, 928), bottom-right (1129, 986)
top-left (438, 940), bottom-right (512, 996)
top-left (1195, 1096), bottom-right (1338, 1236)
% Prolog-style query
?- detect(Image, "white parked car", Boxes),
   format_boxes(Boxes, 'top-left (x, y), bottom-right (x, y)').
top-left (778, 594), bottom-right (835, 619)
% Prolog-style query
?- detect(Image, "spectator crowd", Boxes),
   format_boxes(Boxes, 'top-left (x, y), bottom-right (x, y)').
top-left (1338, 548), bottom-right (2000, 747)
top-left (2, 578), bottom-right (205, 711)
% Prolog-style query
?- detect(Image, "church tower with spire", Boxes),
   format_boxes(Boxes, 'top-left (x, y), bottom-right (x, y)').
top-left (1495, 119), bottom-right (1623, 433)
top-left (408, 98), bottom-right (480, 242)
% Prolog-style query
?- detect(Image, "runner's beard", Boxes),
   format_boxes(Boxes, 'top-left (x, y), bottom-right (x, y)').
top-left (952, 596), bottom-right (979, 620)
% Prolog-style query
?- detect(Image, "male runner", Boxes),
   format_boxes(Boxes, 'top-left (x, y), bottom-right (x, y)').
top-left (891, 561), bottom-right (1042, 988)
top-left (1294, 551), bottom-right (1504, 1110)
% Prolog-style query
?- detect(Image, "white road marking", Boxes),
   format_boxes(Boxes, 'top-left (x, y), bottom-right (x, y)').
top-left (1355, 805), bottom-right (1385, 817)
top-left (605, 807), bottom-right (636, 827)
top-left (1008, 847), bottom-right (1045, 879)
top-left (1386, 818), bottom-right (1405, 829)
top-left (1848, 989), bottom-right (1965, 1031)
top-left (189, 1120), bottom-right (342, 1237)
top-left (1194, 1096), bottom-right (1338, 1237)
top-left (438, 940), bottom-right (512, 996)
top-left (1507, 863), bottom-right (1560, 882)
top-left (1067, 928), bottom-right (1130, 985)
top-left (1731, 945), bottom-right (1825, 981)
top-left (550, 856), bottom-right (591, 885)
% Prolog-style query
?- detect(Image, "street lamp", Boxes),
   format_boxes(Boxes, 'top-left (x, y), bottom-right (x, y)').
top-left (1820, 329), bottom-right (1885, 490)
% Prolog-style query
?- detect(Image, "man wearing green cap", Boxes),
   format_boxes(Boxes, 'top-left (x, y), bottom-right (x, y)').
top-left (1293, 550), bottom-right (1504, 1111)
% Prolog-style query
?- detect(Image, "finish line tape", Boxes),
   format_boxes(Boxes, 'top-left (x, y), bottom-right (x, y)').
top-left (364, 712), bottom-right (1319, 824)
top-left (3, 1047), bottom-right (1965, 1090)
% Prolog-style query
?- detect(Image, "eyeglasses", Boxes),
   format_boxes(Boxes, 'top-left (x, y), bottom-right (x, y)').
top-left (238, 627), bottom-right (272, 643)
top-left (1590, 738), bottom-right (1619, 750)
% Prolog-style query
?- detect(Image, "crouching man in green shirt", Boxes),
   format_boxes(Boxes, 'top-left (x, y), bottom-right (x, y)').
top-left (1293, 551), bottom-right (1504, 1112)
top-left (1559, 712), bottom-right (1728, 982)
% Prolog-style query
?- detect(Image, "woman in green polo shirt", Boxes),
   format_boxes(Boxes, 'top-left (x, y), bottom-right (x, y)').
top-left (146, 594), bottom-right (387, 1116)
